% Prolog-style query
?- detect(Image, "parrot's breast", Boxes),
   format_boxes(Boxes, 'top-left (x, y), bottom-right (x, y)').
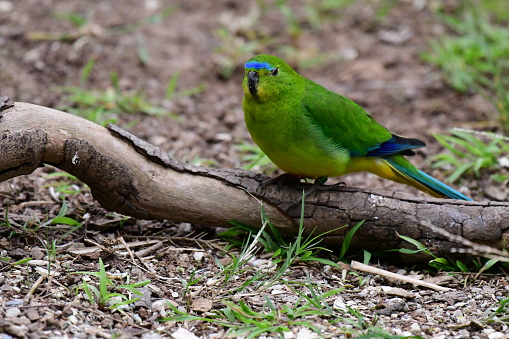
top-left (244, 103), bottom-right (350, 178)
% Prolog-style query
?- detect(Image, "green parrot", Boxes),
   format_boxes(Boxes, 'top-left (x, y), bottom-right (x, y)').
top-left (242, 54), bottom-right (472, 201)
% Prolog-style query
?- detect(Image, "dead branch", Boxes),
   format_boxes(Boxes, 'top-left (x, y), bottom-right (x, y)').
top-left (1, 99), bottom-right (508, 261)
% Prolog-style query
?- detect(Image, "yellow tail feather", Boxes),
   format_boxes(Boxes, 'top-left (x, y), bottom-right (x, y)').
top-left (345, 157), bottom-right (444, 198)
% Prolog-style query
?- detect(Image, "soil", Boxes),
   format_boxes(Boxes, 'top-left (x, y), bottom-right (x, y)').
top-left (0, 0), bottom-right (507, 338)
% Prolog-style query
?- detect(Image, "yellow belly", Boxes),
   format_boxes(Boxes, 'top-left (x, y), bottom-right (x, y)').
top-left (262, 142), bottom-right (350, 178)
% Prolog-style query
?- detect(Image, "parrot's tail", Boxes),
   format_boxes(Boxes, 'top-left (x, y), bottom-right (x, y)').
top-left (381, 156), bottom-right (473, 201)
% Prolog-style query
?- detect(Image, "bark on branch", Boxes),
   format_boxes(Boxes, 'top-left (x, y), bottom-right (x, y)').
top-left (1, 99), bottom-right (507, 261)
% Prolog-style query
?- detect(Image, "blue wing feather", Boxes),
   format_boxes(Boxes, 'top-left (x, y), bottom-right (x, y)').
top-left (362, 134), bottom-right (426, 157)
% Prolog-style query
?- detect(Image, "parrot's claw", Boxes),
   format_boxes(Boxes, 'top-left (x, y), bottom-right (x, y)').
top-left (288, 179), bottom-right (346, 208)
top-left (258, 173), bottom-right (302, 191)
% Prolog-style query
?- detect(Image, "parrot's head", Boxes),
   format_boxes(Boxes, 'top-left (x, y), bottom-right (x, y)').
top-left (243, 54), bottom-right (299, 103)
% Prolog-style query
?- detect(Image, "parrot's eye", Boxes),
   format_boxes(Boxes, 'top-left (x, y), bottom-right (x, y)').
top-left (270, 67), bottom-right (279, 76)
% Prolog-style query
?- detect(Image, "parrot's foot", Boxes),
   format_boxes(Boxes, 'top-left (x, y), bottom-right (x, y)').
top-left (258, 173), bottom-right (302, 191)
top-left (288, 179), bottom-right (346, 208)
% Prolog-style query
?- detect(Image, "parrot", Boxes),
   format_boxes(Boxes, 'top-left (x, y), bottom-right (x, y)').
top-left (242, 54), bottom-right (473, 201)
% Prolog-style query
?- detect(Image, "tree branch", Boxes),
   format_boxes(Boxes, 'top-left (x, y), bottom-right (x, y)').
top-left (1, 100), bottom-right (507, 260)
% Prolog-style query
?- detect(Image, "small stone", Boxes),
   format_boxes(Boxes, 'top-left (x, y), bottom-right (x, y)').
top-left (5, 299), bottom-right (23, 306)
top-left (152, 299), bottom-right (174, 311)
top-left (171, 327), bottom-right (200, 339)
top-left (333, 296), bottom-right (347, 312)
top-left (30, 248), bottom-right (45, 260)
top-left (26, 308), bottom-right (40, 321)
top-left (453, 309), bottom-right (464, 318)
top-left (177, 223), bottom-right (192, 234)
top-left (218, 257), bottom-right (231, 266)
top-left (0, 1), bottom-right (13, 12)
top-left (1, 283), bottom-right (13, 291)
top-left (215, 133), bottom-right (232, 141)
top-left (193, 251), bottom-right (205, 262)
top-left (409, 322), bottom-right (420, 332)
top-left (499, 156), bottom-right (509, 168)
top-left (191, 298), bottom-right (212, 313)
top-left (296, 327), bottom-right (317, 339)
top-left (67, 315), bottom-right (78, 324)
top-left (5, 307), bottom-right (21, 318)
top-left (485, 186), bottom-right (508, 201)
top-left (10, 316), bottom-right (30, 326)
top-left (141, 332), bottom-right (163, 339)
top-left (488, 332), bottom-right (506, 339)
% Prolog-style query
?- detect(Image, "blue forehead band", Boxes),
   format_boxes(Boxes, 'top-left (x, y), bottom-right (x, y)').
top-left (244, 61), bottom-right (275, 71)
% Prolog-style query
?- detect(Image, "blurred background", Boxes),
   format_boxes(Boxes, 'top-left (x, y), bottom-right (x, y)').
top-left (1, 0), bottom-right (509, 199)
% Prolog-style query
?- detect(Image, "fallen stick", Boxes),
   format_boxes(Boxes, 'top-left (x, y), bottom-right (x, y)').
top-left (351, 260), bottom-right (452, 292)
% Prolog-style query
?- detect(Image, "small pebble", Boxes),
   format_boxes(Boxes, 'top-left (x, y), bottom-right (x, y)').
top-left (141, 332), bottom-right (162, 339)
top-left (191, 298), bottom-right (212, 313)
top-left (0, 1), bottom-right (13, 12)
top-left (67, 315), bottom-right (78, 324)
top-left (193, 251), bottom-right (204, 262)
top-left (409, 323), bottom-right (420, 332)
top-left (296, 327), bottom-right (317, 339)
top-left (171, 327), bottom-right (200, 339)
top-left (5, 307), bottom-right (21, 318)
top-left (26, 308), bottom-right (40, 321)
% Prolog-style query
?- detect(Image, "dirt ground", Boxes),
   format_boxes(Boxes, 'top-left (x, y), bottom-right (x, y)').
top-left (0, 0), bottom-right (507, 338)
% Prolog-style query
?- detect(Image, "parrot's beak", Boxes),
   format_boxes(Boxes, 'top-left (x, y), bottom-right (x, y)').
top-left (248, 71), bottom-right (259, 96)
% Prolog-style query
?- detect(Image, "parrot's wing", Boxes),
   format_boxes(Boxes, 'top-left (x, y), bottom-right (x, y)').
top-left (302, 80), bottom-right (424, 157)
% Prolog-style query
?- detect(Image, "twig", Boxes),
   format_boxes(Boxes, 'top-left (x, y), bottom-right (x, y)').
top-left (69, 239), bottom-right (161, 255)
top-left (57, 295), bottom-right (81, 319)
top-left (350, 260), bottom-right (452, 292)
top-left (135, 241), bottom-right (164, 257)
top-left (25, 274), bottom-right (46, 301)
top-left (118, 235), bottom-right (136, 263)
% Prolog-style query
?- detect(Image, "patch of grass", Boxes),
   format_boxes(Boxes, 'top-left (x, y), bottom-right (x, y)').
top-left (395, 234), bottom-right (502, 276)
top-left (430, 129), bottom-right (509, 183)
top-left (163, 283), bottom-right (422, 338)
top-left (43, 171), bottom-right (88, 198)
top-left (58, 59), bottom-right (203, 126)
top-left (58, 66), bottom-right (169, 126)
top-left (162, 281), bottom-right (346, 338)
top-left (423, 1), bottom-right (509, 130)
top-left (73, 258), bottom-right (151, 311)
top-left (423, 3), bottom-right (509, 93)
top-left (53, 10), bottom-right (92, 28)
top-left (482, 294), bottom-right (509, 326)
top-left (478, 60), bottom-right (509, 131)
top-left (179, 267), bottom-right (206, 312)
top-left (1, 200), bottom-right (83, 242)
top-left (219, 193), bottom-right (352, 292)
